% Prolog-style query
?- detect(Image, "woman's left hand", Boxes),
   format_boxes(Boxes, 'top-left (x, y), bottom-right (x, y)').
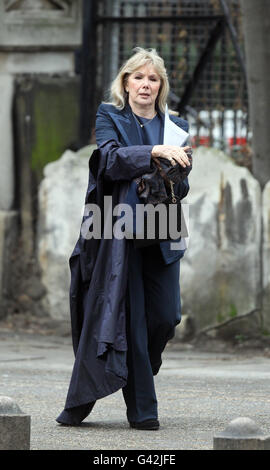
top-left (151, 145), bottom-right (192, 167)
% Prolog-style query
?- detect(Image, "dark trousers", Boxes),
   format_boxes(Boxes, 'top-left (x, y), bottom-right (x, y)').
top-left (122, 242), bottom-right (181, 423)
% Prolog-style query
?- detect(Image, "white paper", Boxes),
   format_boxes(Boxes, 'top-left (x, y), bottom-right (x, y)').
top-left (163, 105), bottom-right (190, 252)
top-left (163, 104), bottom-right (189, 146)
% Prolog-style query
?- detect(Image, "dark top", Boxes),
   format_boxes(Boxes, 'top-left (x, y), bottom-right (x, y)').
top-left (133, 113), bottom-right (163, 146)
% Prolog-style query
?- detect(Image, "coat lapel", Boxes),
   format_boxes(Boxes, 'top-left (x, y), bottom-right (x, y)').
top-left (107, 104), bottom-right (143, 146)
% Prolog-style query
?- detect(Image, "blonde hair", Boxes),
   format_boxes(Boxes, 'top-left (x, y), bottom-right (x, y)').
top-left (106, 47), bottom-right (170, 113)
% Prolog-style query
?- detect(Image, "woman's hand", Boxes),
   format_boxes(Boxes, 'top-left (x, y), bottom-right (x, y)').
top-left (151, 145), bottom-right (191, 168)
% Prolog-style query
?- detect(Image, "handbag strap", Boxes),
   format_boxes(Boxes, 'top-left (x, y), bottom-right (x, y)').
top-left (169, 180), bottom-right (177, 203)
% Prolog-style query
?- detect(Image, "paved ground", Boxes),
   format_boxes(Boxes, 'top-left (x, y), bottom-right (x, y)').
top-left (0, 329), bottom-right (270, 451)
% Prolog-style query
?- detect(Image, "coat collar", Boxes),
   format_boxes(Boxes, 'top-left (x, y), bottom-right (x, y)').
top-left (107, 102), bottom-right (165, 146)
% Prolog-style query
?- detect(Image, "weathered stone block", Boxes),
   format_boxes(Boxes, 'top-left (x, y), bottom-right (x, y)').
top-left (0, 0), bottom-right (82, 50)
top-left (0, 397), bottom-right (30, 450)
top-left (37, 145), bottom-right (96, 320)
top-left (0, 51), bottom-right (75, 75)
top-left (181, 146), bottom-right (261, 330)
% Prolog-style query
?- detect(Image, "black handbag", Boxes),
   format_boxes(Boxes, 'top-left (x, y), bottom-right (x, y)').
top-left (133, 150), bottom-right (192, 248)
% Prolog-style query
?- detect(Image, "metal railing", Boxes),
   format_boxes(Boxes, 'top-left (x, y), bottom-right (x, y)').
top-left (80, 0), bottom-right (249, 161)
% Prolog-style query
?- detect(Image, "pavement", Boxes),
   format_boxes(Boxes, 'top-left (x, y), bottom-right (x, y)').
top-left (0, 327), bottom-right (270, 451)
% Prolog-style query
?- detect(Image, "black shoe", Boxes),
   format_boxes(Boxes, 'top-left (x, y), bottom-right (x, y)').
top-left (129, 419), bottom-right (159, 430)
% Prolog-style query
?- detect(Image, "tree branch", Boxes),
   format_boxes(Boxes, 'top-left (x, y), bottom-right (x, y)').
top-left (196, 308), bottom-right (261, 337)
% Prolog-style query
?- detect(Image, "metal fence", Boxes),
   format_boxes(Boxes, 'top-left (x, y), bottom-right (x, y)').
top-left (88, 0), bottom-right (248, 161)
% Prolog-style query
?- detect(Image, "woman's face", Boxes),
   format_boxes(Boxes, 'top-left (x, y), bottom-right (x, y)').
top-left (125, 64), bottom-right (161, 111)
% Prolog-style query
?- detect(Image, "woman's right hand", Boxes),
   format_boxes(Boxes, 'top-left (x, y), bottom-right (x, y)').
top-left (151, 145), bottom-right (191, 168)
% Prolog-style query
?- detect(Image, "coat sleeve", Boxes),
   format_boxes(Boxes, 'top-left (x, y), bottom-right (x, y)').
top-left (95, 104), bottom-right (153, 181)
top-left (98, 139), bottom-right (154, 182)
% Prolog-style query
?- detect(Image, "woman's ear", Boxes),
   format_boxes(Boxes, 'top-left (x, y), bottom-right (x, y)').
top-left (123, 73), bottom-right (129, 94)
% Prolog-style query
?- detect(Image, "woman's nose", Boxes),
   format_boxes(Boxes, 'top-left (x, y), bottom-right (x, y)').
top-left (142, 78), bottom-right (150, 88)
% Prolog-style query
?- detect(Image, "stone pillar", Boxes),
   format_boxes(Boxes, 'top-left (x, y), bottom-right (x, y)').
top-left (0, 74), bottom-right (14, 211)
top-left (0, 0), bottom-right (82, 318)
top-left (0, 71), bottom-right (17, 317)
top-left (0, 0), bottom-right (82, 210)
top-left (0, 396), bottom-right (30, 450)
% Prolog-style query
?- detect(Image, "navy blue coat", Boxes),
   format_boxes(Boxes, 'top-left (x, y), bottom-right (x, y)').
top-left (56, 102), bottom-right (190, 424)
top-left (96, 102), bottom-right (190, 264)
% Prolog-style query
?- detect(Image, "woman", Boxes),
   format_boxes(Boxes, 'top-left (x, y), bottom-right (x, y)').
top-left (56, 47), bottom-right (192, 430)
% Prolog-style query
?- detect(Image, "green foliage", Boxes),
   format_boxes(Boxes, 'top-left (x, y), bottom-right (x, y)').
top-left (234, 334), bottom-right (247, 343)
top-left (31, 79), bottom-right (79, 181)
top-left (262, 328), bottom-right (270, 336)
top-left (228, 303), bottom-right (238, 318)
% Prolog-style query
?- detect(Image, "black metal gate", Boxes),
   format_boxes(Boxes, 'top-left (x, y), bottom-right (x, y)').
top-left (81, 0), bottom-right (248, 161)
